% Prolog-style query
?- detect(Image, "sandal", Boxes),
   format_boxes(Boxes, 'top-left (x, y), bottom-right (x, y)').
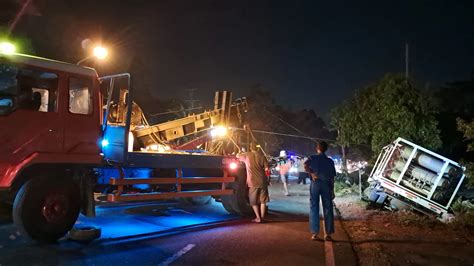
top-left (251, 218), bottom-right (261, 223)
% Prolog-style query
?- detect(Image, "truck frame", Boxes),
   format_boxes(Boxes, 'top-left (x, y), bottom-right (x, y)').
top-left (0, 52), bottom-right (251, 242)
top-left (367, 137), bottom-right (467, 218)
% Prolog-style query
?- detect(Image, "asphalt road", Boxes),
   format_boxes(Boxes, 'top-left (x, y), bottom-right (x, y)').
top-left (0, 179), bottom-right (356, 266)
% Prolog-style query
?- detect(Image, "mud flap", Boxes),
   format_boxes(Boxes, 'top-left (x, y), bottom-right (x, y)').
top-left (80, 173), bottom-right (96, 217)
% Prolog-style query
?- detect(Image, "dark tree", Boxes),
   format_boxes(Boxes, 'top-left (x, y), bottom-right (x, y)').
top-left (331, 74), bottom-right (442, 156)
top-left (434, 75), bottom-right (474, 161)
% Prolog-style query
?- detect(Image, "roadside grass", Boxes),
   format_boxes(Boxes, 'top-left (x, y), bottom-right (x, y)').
top-left (334, 180), bottom-right (359, 197)
top-left (449, 212), bottom-right (474, 230)
top-left (388, 199), bottom-right (474, 230)
top-left (450, 198), bottom-right (474, 230)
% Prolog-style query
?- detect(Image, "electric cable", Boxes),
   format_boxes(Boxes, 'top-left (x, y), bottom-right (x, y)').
top-left (147, 106), bottom-right (204, 117)
top-left (263, 108), bottom-right (319, 143)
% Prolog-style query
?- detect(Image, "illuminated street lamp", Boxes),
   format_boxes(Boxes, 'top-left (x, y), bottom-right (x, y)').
top-left (0, 42), bottom-right (16, 54)
top-left (77, 45), bottom-right (109, 65)
top-left (93, 46), bottom-right (108, 60)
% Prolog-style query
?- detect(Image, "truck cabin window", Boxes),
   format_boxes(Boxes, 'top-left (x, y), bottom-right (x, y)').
top-left (69, 77), bottom-right (93, 115)
top-left (0, 62), bottom-right (58, 114)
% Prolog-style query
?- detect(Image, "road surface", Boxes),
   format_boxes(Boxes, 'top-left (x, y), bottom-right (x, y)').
top-left (0, 179), bottom-right (356, 265)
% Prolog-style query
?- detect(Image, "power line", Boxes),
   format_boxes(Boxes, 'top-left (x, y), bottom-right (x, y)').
top-left (147, 106), bottom-right (203, 117)
top-left (230, 127), bottom-right (370, 148)
top-left (231, 127), bottom-right (336, 143)
top-left (264, 108), bottom-right (312, 139)
top-left (261, 108), bottom-right (370, 147)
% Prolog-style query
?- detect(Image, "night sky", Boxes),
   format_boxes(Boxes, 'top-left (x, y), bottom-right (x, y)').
top-left (3, 0), bottom-right (474, 117)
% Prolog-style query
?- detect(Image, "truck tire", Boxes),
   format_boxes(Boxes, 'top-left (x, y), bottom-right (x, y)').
top-left (13, 177), bottom-right (81, 243)
top-left (221, 168), bottom-right (253, 216)
top-left (221, 197), bottom-right (236, 214)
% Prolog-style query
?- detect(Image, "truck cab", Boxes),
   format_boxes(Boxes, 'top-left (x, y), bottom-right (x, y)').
top-left (0, 53), bottom-right (103, 190)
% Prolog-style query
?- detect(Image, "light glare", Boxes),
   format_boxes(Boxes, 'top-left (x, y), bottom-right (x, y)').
top-left (101, 139), bottom-right (109, 147)
top-left (210, 126), bottom-right (227, 138)
top-left (0, 42), bottom-right (16, 54)
top-left (93, 46), bottom-right (108, 60)
top-left (229, 162), bottom-right (238, 170)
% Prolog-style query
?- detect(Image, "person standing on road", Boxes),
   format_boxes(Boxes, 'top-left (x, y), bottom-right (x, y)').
top-left (238, 145), bottom-right (270, 223)
top-left (297, 157), bottom-right (309, 185)
top-left (305, 141), bottom-right (336, 241)
top-left (277, 153), bottom-right (290, 196)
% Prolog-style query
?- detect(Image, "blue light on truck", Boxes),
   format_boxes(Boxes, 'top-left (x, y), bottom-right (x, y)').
top-left (101, 139), bottom-right (109, 147)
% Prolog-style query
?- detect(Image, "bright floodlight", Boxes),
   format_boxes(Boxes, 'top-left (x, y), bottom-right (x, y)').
top-left (210, 126), bottom-right (227, 138)
top-left (93, 46), bottom-right (108, 60)
top-left (0, 42), bottom-right (16, 54)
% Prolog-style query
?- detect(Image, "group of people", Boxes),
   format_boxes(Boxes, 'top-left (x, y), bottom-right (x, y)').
top-left (238, 141), bottom-right (336, 241)
top-left (275, 152), bottom-right (312, 196)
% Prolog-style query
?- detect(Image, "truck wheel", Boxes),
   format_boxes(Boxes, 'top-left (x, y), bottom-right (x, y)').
top-left (221, 197), bottom-right (236, 214)
top-left (221, 168), bottom-right (253, 216)
top-left (13, 177), bottom-right (81, 243)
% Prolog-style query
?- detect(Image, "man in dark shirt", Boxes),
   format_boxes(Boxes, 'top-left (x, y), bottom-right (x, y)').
top-left (238, 146), bottom-right (270, 223)
top-left (304, 141), bottom-right (337, 241)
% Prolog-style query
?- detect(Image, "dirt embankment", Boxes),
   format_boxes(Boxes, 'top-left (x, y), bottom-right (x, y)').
top-left (335, 195), bottom-right (474, 266)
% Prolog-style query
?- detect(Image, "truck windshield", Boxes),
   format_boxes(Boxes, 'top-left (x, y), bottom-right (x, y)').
top-left (0, 60), bottom-right (58, 115)
top-left (0, 62), bottom-right (18, 109)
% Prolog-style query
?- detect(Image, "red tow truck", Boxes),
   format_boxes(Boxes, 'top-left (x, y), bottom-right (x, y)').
top-left (0, 51), bottom-right (251, 242)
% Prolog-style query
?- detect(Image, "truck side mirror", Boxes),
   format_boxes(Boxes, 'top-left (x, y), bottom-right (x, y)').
top-left (0, 98), bottom-right (14, 115)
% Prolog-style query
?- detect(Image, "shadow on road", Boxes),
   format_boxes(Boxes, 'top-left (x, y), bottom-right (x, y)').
top-left (265, 209), bottom-right (308, 223)
top-left (0, 204), bottom-right (12, 225)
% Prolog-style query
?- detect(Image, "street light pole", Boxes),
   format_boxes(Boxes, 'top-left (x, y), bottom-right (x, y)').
top-left (76, 56), bottom-right (92, 65)
top-left (76, 45), bottom-right (108, 65)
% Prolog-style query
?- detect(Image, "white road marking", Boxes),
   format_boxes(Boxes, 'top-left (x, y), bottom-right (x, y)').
top-left (324, 240), bottom-right (336, 266)
top-left (159, 244), bottom-right (196, 266)
top-left (321, 199), bottom-right (336, 266)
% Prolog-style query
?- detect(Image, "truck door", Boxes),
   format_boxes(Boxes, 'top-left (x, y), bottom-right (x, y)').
top-left (99, 74), bottom-right (131, 163)
top-left (63, 75), bottom-right (101, 155)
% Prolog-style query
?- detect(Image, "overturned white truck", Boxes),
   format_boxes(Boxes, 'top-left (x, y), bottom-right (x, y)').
top-left (367, 138), bottom-right (467, 218)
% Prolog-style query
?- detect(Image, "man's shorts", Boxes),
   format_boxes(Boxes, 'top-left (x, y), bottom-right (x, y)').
top-left (248, 187), bottom-right (270, 205)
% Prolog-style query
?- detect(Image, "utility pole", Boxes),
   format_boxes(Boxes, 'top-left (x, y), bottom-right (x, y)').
top-left (184, 88), bottom-right (201, 114)
top-left (405, 43), bottom-right (409, 79)
top-left (338, 129), bottom-right (348, 176)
